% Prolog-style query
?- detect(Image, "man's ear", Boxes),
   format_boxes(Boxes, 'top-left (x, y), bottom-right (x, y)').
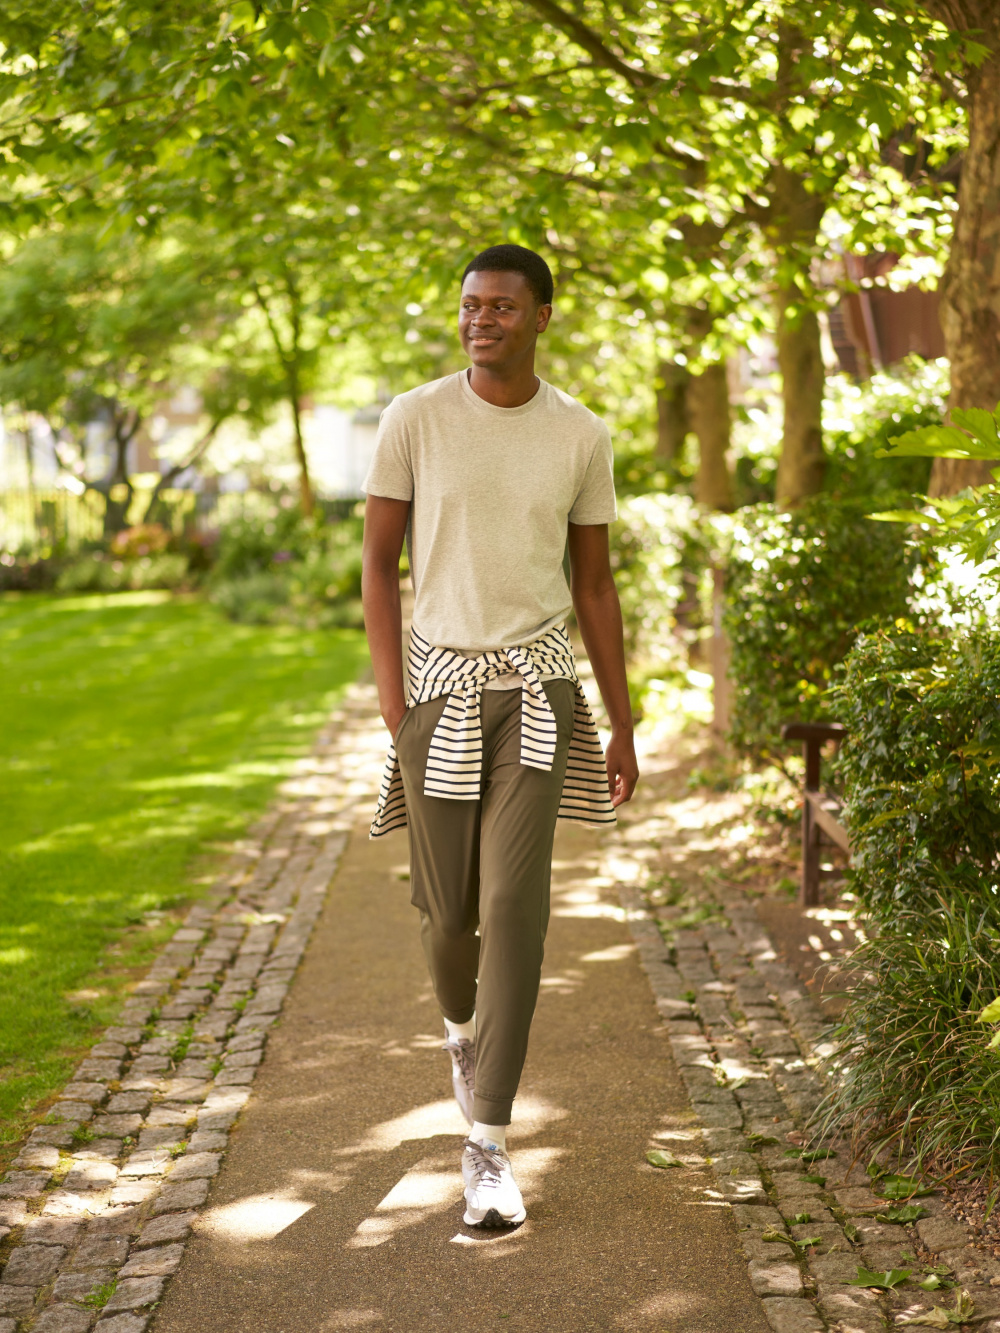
top-left (536, 303), bottom-right (553, 333)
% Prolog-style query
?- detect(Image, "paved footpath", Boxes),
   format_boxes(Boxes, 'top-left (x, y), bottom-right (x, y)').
top-left (151, 722), bottom-right (768, 1333)
top-left (5, 681), bottom-right (996, 1333)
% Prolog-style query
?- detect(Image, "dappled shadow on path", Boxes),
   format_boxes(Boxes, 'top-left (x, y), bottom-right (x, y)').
top-left (618, 722), bottom-right (864, 1017)
top-left (152, 796), bottom-right (769, 1332)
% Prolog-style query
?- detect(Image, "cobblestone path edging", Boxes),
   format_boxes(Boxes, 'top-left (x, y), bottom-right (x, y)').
top-left (3, 682), bottom-right (996, 1333)
top-left (605, 835), bottom-right (1000, 1333)
top-left (0, 684), bottom-right (383, 1333)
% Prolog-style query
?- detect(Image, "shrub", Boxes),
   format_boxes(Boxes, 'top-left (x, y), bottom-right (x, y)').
top-left (209, 570), bottom-right (293, 624)
top-left (55, 552), bottom-right (190, 593)
top-left (823, 624), bottom-right (1000, 1179)
top-left (825, 891), bottom-right (1000, 1181)
top-left (723, 496), bottom-right (920, 757)
top-left (0, 555), bottom-right (59, 591)
top-left (208, 507), bottom-right (364, 628)
top-left (833, 625), bottom-right (1000, 916)
top-left (821, 358), bottom-right (945, 502)
top-left (210, 504), bottom-right (310, 582)
top-left (610, 493), bottom-right (714, 711)
top-left (108, 523), bottom-right (172, 559)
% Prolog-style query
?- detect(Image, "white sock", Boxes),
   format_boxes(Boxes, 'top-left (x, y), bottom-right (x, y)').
top-left (444, 1015), bottom-right (476, 1043)
top-left (471, 1121), bottom-right (507, 1152)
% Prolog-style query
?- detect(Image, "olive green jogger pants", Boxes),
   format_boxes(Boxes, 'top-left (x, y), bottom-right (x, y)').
top-left (394, 679), bottom-right (575, 1125)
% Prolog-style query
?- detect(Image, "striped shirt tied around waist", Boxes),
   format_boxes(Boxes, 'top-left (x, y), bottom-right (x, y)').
top-left (369, 622), bottom-right (616, 838)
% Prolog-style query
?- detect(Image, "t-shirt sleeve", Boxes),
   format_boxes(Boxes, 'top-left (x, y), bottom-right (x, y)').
top-left (362, 399), bottom-right (413, 501)
top-left (568, 420), bottom-right (617, 524)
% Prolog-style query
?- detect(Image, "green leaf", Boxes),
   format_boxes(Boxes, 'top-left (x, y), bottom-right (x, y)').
top-left (646, 1150), bottom-right (683, 1169)
top-left (977, 998), bottom-right (1000, 1024)
top-left (879, 425), bottom-right (992, 459)
top-left (877, 1204), bottom-right (928, 1223)
top-left (803, 1174), bottom-right (827, 1186)
top-left (881, 418), bottom-right (1000, 460)
top-left (847, 1266), bottom-right (912, 1289)
top-left (896, 1289), bottom-right (977, 1326)
top-left (801, 1148), bottom-right (837, 1162)
top-left (746, 1134), bottom-right (780, 1149)
top-left (868, 509), bottom-right (939, 525)
top-left (878, 1175), bottom-right (936, 1200)
top-left (951, 408), bottom-right (1000, 451)
top-left (762, 1228), bottom-right (822, 1252)
top-left (896, 1310), bottom-right (951, 1329)
top-left (299, 8), bottom-right (329, 42)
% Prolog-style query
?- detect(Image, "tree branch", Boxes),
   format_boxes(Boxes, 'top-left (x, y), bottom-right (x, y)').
top-left (521, 0), bottom-right (662, 88)
top-left (142, 416), bottom-right (224, 524)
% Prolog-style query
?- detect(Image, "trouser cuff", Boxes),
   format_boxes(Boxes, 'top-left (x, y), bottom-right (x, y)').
top-left (473, 1093), bottom-right (513, 1126)
top-left (439, 1003), bottom-right (476, 1024)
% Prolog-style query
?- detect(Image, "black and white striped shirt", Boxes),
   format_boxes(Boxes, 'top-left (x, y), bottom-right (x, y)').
top-left (370, 622), bottom-right (616, 837)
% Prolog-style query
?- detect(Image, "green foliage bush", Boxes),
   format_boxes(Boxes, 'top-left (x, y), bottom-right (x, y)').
top-left (824, 624), bottom-right (1000, 1178)
top-left (821, 359), bottom-right (944, 502)
top-left (610, 493), bottom-right (714, 710)
top-left (209, 504), bottom-right (310, 582)
top-left (0, 556), bottom-right (59, 592)
top-left (834, 626), bottom-right (1000, 914)
top-left (208, 505), bottom-right (363, 628)
top-left (55, 551), bottom-right (190, 593)
top-left (724, 497), bottom-right (919, 757)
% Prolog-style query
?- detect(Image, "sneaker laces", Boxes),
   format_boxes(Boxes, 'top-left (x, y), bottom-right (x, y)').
top-left (462, 1137), bottom-right (504, 1186)
top-left (443, 1039), bottom-right (475, 1092)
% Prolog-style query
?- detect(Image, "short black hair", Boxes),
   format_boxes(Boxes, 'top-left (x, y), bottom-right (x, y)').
top-left (461, 244), bottom-right (554, 307)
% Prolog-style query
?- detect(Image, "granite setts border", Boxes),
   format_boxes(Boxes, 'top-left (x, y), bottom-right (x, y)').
top-left (5, 680), bottom-right (995, 1333)
top-left (0, 685), bottom-right (383, 1333)
top-left (605, 838), bottom-right (1000, 1333)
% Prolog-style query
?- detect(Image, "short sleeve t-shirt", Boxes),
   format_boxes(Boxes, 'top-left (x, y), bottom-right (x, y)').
top-left (363, 369), bottom-right (617, 653)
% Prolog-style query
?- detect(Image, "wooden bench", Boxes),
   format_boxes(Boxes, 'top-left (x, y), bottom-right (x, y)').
top-left (780, 722), bottom-right (851, 906)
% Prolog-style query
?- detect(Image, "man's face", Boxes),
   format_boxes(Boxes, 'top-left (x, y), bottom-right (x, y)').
top-left (458, 270), bottom-right (551, 370)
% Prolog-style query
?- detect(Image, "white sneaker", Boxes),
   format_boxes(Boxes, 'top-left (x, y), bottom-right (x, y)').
top-left (461, 1137), bottom-right (526, 1227)
top-left (442, 1038), bottom-right (475, 1126)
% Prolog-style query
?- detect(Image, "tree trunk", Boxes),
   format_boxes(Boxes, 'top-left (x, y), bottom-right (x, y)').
top-left (23, 423), bottom-right (34, 490)
top-left (764, 164), bottom-right (828, 507)
top-left (921, 2), bottom-right (1000, 495)
top-left (143, 418), bottom-right (222, 525)
top-left (663, 308), bottom-right (736, 510)
top-left (774, 296), bottom-right (825, 505)
top-left (103, 408), bottom-right (139, 536)
top-left (689, 361), bottom-right (735, 510)
top-left (288, 384), bottom-right (314, 519)
top-left (255, 277), bottom-right (315, 518)
top-left (655, 359), bottom-right (690, 459)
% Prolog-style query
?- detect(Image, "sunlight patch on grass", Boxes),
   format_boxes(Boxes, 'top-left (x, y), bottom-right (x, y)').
top-left (0, 591), bottom-right (367, 1160)
top-left (51, 590), bottom-right (176, 612)
top-left (130, 761), bottom-right (302, 791)
top-left (0, 947), bottom-right (33, 967)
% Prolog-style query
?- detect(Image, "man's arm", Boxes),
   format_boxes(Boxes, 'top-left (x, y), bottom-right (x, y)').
top-left (362, 494), bottom-right (411, 739)
top-left (567, 522), bottom-right (639, 806)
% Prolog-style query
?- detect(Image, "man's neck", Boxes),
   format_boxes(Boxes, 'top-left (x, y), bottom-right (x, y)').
top-left (467, 364), bottom-right (541, 409)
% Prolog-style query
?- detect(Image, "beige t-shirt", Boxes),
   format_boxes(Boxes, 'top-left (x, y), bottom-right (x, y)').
top-left (363, 370), bottom-right (617, 661)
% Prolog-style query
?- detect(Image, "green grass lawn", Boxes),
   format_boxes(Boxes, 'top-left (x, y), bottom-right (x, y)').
top-left (0, 590), bottom-right (367, 1155)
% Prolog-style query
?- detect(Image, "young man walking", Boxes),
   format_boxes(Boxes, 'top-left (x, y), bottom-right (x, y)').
top-left (361, 243), bottom-right (638, 1228)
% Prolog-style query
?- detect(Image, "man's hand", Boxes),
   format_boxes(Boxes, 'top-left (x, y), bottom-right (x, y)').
top-left (384, 703), bottom-right (407, 741)
top-left (568, 522), bottom-right (640, 807)
top-left (362, 495), bottom-right (411, 740)
top-left (606, 728), bottom-right (639, 807)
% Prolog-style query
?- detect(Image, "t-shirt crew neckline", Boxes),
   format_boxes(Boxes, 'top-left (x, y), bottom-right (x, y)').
top-left (459, 367), bottom-right (545, 417)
